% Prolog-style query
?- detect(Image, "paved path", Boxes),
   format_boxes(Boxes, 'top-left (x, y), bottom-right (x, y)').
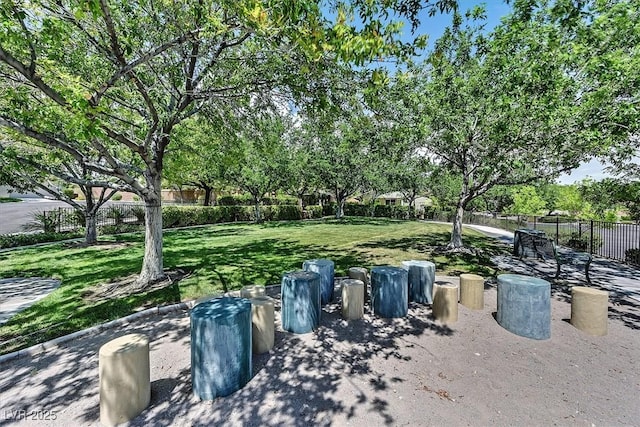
top-left (465, 223), bottom-right (640, 303)
top-left (0, 278), bottom-right (61, 325)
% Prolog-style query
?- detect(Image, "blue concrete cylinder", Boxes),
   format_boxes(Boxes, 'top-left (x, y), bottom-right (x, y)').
top-left (497, 274), bottom-right (551, 340)
top-left (371, 266), bottom-right (409, 318)
top-left (190, 297), bottom-right (252, 400)
top-left (281, 271), bottom-right (321, 333)
top-left (401, 260), bottom-right (436, 304)
top-left (302, 259), bottom-right (335, 305)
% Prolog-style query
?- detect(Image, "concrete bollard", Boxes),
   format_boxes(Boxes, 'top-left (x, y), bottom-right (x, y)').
top-left (371, 266), bottom-right (409, 318)
top-left (497, 274), bottom-right (550, 340)
top-left (401, 260), bottom-right (436, 304)
top-left (250, 296), bottom-right (275, 353)
top-left (241, 285), bottom-right (266, 299)
top-left (302, 259), bottom-right (335, 305)
top-left (281, 270), bottom-right (321, 333)
top-left (348, 267), bottom-right (369, 300)
top-left (191, 297), bottom-right (252, 400)
top-left (99, 333), bottom-right (150, 427)
top-left (571, 286), bottom-right (608, 336)
top-left (341, 279), bottom-right (364, 320)
top-left (459, 273), bottom-right (484, 310)
top-left (433, 283), bottom-right (458, 323)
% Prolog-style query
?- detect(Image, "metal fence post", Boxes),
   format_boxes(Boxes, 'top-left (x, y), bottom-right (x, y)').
top-left (556, 215), bottom-right (559, 244)
top-left (590, 220), bottom-right (594, 254)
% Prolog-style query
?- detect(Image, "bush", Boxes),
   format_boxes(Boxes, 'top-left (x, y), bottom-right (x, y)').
top-left (112, 193), bottom-right (123, 201)
top-left (99, 224), bottom-right (142, 235)
top-left (0, 231), bottom-right (83, 249)
top-left (22, 210), bottom-right (61, 233)
top-left (625, 248), bottom-right (640, 266)
top-left (304, 206), bottom-right (323, 219)
top-left (106, 206), bottom-right (126, 225)
top-left (131, 206), bottom-right (146, 224)
top-left (62, 187), bottom-right (77, 199)
top-left (559, 231), bottom-right (603, 251)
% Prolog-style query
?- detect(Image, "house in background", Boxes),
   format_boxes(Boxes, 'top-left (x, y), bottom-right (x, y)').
top-left (376, 192), bottom-right (432, 211)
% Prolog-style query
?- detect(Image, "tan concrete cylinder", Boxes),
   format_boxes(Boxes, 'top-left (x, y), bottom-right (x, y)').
top-left (459, 273), bottom-right (484, 310)
top-left (99, 334), bottom-right (150, 427)
top-left (250, 296), bottom-right (275, 353)
top-left (433, 283), bottom-right (458, 323)
top-left (348, 267), bottom-right (369, 300)
top-left (241, 285), bottom-right (266, 299)
top-left (571, 286), bottom-right (608, 336)
top-left (342, 279), bottom-right (365, 320)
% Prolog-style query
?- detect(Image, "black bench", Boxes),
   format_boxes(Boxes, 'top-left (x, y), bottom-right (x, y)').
top-left (518, 235), bottom-right (592, 283)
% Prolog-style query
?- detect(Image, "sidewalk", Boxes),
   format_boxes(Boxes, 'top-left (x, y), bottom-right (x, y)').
top-left (0, 278), bottom-right (61, 325)
top-left (465, 223), bottom-right (640, 303)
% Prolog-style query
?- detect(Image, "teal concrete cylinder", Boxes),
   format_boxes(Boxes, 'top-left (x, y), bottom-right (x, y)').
top-left (302, 259), bottom-right (335, 305)
top-left (497, 274), bottom-right (551, 340)
top-left (401, 260), bottom-right (436, 304)
top-left (371, 266), bottom-right (409, 318)
top-left (191, 297), bottom-right (252, 400)
top-left (281, 271), bottom-right (321, 333)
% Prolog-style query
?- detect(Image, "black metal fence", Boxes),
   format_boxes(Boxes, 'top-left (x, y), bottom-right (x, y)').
top-left (441, 212), bottom-right (640, 267)
top-left (26, 203), bottom-right (146, 234)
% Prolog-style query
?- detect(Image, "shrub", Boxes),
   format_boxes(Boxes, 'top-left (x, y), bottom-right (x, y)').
top-left (625, 248), bottom-right (640, 266)
top-left (305, 206), bottom-right (323, 219)
top-left (559, 231), bottom-right (603, 251)
top-left (112, 193), bottom-right (123, 201)
top-left (62, 187), bottom-right (76, 199)
top-left (100, 224), bottom-right (142, 235)
top-left (22, 210), bottom-right (61, 233)
top-left (106, 206), bottom-right (126, 225)
top-left (216, 196), bottom-right (236, 206)
top-left (131, 206), bottom-right (146, 224)
top-left (0, 231), bottom-right (83, 249)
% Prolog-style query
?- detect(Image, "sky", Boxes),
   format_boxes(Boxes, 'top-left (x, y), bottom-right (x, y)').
top-left (391, 0), bottom-right (611, 184)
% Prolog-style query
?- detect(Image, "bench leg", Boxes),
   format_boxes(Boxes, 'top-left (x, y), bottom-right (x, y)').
top-left (555, 262), bottom-right (561, 280)
top-left (585, 259), bottom-right (592, 284)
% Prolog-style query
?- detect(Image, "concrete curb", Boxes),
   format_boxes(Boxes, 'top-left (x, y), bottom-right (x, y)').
top-left (0, 301), bottom-right (196, 366)
top-left (0, 282), bottom-right (285, 366)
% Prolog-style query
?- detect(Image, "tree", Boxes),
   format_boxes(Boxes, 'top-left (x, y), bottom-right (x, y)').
top-left (1, 1), bottom-right (456, 285)
top-left (398, 4), bottom-right (611, 249)
top-left (164, 118), bottom-right (231, 206)
top-left (224, 107), bottom-right (290, 223)
top-left (303, 100), bottom-right (374, 219)
top-left (507, 186), bottom-right (547, 216)
top-left (0, 138), bottom-right (118, 243)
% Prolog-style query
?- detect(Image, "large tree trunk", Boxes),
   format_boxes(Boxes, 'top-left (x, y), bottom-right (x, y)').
top-left (138, 182), bottom-right (164, 285)
top-left (253, 196), bottom-right (262, 223)
top-left (85, 213), bottom-right (98, 244)
top-left (448, 203), bottom-right (466, 249)
top-left (336, 197), bottom-right (346, 219)
top-left (84, 188), bottom-right (98, 245)
top-left (203, 186), bottom-right (212, 206)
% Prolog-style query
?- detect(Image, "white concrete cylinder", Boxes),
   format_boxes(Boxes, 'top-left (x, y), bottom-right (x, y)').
top-left (250, 296), bottom-right (275, 353)
top-left (341, 279), bottom-right (365, 320)
top-left (99, 333), bottom-right (150, 427)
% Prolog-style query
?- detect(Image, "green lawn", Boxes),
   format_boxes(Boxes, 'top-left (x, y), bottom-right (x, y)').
top-left (0, 197), bottom-right (21, 203)
top-left (0, 218), bottom-right (510, 354)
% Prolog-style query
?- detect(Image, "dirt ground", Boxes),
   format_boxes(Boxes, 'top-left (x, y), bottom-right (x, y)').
top-left (1, 277), bottom-right (639, 427)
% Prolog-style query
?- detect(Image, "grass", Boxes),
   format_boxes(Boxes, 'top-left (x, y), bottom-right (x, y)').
top-left (0, 218), bottom-right (511, 355)
top-left (0, 197), bottom-right (21, 203)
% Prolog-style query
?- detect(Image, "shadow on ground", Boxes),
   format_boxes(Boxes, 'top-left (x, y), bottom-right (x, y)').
top-left (490, 250), bottom-right (640, 330)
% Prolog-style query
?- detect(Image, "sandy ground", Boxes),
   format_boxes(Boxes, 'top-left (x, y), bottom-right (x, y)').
top-left (1, 277), bottom-right (639, 427)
